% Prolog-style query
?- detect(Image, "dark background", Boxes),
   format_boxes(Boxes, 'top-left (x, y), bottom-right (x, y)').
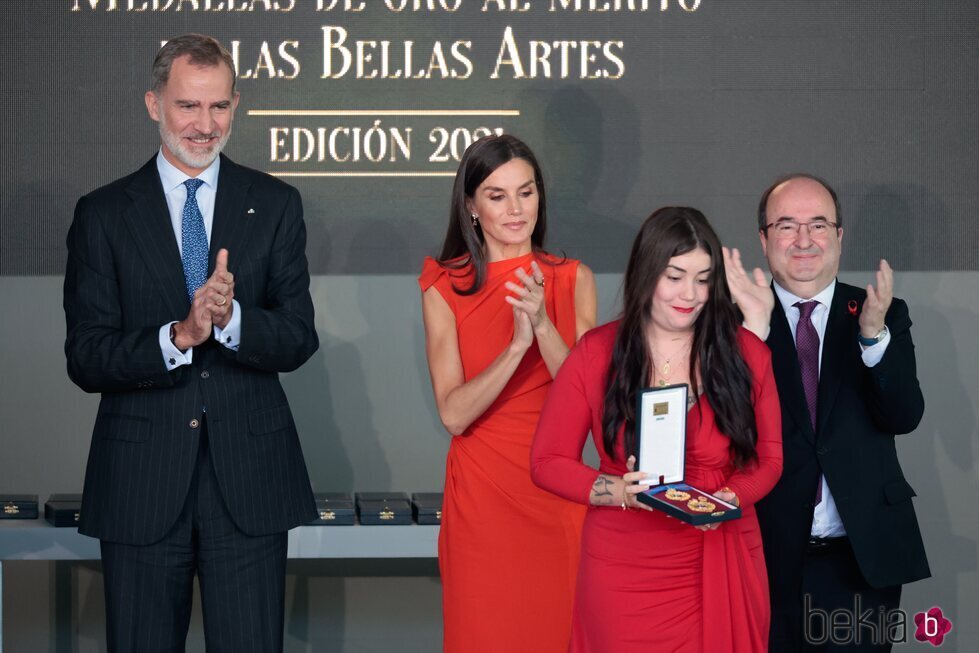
top-left (2, 0), bottom-right (976, 275)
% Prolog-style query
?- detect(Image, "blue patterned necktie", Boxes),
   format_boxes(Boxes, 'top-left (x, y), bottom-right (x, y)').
top-left (181, 178), bottom-right (208, 302)
top-left (794, 300), bottom-right (822, 504)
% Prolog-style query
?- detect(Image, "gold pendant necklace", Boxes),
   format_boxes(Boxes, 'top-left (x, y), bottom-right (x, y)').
top-left (652, 338), bottom-right (691, 387)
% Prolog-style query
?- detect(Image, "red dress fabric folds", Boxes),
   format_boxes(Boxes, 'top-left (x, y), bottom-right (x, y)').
top-left (531, 321), bottom-right (783, 652)
top-left (419, 253), bottom-right (586, 653)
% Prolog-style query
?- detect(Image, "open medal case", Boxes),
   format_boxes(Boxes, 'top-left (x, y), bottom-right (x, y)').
top-left (634, 384), bottom-right (741, 526)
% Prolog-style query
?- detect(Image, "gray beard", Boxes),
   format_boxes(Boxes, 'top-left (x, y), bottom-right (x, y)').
top-left (159, 122), bottom-right (230, 171)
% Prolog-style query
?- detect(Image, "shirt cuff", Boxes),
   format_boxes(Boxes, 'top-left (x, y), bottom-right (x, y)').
top-left (160, 322), bottom-right (193, 370)
top-left (213, 300), bottom-right (242, 351)
top-left (860, 328), bottom-right (891, 367)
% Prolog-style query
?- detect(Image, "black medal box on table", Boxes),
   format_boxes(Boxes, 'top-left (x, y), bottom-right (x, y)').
top-left (309, 492), bottom-right (355, 525)
top-left (634, 384), bottom-right (742, 526)
top-left (355, 492), bottom-right (412, 525)
top-left (411, 492), bottom-right (443, 525)
top-left (44, 494), bottom-right (83, 527)
top-left (1, 494), bottom-right (39, 520)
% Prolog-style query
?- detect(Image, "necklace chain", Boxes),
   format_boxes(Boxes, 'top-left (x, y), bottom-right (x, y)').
top-left (651, 338), bottom-right (692, 387)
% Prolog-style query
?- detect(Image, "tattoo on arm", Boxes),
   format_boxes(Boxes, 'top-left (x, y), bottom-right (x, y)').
top-left (591, 474), bottom-right (617, 506)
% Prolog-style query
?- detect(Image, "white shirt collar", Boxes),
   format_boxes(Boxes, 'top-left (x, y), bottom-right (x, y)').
top-left (155, 149), bottom-right (221, 194)
top-left (773, 279), bottom-right (837, 314)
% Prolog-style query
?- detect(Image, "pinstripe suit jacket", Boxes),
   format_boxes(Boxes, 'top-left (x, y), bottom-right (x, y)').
top-left (64, 154), bottom-right (318, 545)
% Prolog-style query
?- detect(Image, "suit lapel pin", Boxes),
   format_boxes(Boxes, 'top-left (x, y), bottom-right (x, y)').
top-left (847, 300), bottom-right (858, 316)
top-left (247, 208), bottom-right (255, 214)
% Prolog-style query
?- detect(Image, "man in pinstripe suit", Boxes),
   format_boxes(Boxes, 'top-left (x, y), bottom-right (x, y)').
top-left (64, 34), bottom-right (318, 652)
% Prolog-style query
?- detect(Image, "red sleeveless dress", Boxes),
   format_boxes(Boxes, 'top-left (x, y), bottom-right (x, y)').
top-left (419, 252), bottom-right (586, 653)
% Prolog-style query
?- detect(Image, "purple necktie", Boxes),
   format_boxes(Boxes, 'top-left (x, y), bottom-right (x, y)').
top-left (795, 300), bottom-right (821, 504)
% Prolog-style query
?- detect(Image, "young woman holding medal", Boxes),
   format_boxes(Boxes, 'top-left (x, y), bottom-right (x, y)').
top-left (531, 206), bottom-right (783, 652)
top-left (419, 134), bottom-right (597, 652)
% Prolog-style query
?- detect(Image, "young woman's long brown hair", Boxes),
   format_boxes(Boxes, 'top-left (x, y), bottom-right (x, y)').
top-left (602, 207), bottom-right (759, 468)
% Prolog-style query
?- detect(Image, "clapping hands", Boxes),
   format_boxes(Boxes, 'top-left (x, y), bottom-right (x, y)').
top-left (505, 260), bottom-right (551, 350)
top-left (172, 248), bottom-right (235, 350)
top-left (723, 247), bottom-right (774, 340)
top-left (859, 259), bottom-right (893, 338)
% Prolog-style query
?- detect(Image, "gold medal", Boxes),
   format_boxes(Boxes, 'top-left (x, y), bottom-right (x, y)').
top-left (665, 488), bottom-right (690, 501)
top-left (687, 496), bottom-right (716, 513)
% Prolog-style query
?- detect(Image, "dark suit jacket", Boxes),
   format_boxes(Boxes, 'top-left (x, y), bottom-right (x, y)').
top-left (64, 154), bottom-right (318, 545)
top-left (757, 281), bottom-right (930, 649)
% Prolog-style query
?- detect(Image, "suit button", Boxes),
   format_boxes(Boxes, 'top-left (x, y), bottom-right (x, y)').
top-left (200, 370), bottom-right (210, 379)
top-left (817, 446), bottom-right (828, 455)
top-left (189, 418), bottom-right (200, 429)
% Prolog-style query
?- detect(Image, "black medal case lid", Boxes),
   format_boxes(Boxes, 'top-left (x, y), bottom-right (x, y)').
top-left (1, 494), bottom-right (39, 519)
top-left (310, 492), bottom-right (355, 525)
top-left (45, 493), bottom-right (83, 527)
top-left (411, 492), bottom-right (443, 524)
top-left (355, 492), bottom-right (412, 525)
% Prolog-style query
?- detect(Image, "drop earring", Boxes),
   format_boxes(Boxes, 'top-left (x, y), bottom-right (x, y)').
top-left (471, 213), bottom-right (479, 227)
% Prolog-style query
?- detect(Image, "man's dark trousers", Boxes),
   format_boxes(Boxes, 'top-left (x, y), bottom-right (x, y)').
top-left (101, 419), bottom-right (287, 653)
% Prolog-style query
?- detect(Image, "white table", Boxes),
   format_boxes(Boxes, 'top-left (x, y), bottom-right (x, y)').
top-left (0, 520), bottom-right (439, 651)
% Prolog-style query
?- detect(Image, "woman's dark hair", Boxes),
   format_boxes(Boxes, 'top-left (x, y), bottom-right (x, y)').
top-left (602, 207), bottom-right (758, 468)
top-left (437, 134), bottom-right (550, 294)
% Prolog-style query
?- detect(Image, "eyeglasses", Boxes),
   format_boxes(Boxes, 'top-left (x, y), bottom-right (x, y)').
top-left (762, 220), bottom-right (840, 239)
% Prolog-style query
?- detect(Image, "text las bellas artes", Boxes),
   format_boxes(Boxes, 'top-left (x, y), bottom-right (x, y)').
top-left (322, 26), bottom-right (625, 80)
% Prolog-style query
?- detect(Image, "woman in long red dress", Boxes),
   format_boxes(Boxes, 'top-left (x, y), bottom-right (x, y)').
top-left (420, 134), bottom-right (597, 652)
top-left (531, 206), bottom-right (783, 652)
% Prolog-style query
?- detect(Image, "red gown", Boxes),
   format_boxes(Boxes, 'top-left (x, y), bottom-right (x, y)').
top-left (531, 321), bottom-right (783, 652)
top-left (419, 253), bottom-right (586, 653)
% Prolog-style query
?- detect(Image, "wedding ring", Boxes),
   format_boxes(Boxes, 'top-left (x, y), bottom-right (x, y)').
top-left (535, 278), bottom-right (545, 287)
top-left (216, 295), bottom-right (227, 306)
